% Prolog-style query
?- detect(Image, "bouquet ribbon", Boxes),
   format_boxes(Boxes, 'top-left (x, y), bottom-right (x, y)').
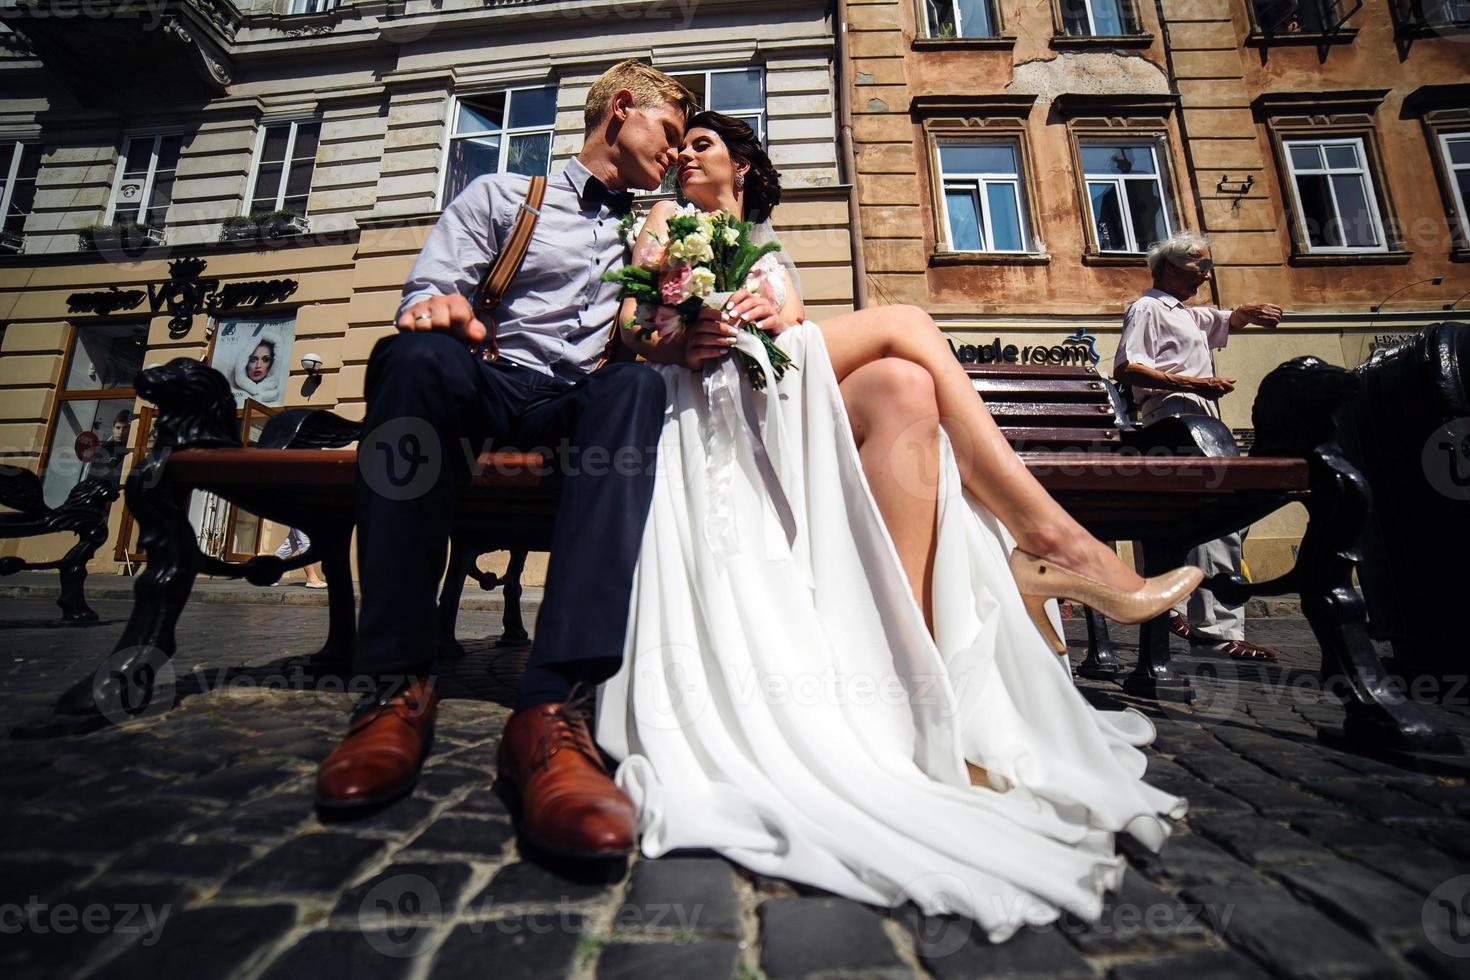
top-left (701, 315), bottom-right (800, 567)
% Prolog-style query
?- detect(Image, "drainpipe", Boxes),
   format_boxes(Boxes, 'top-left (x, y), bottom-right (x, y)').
top-left (834, 0), bottom-right (870, 310)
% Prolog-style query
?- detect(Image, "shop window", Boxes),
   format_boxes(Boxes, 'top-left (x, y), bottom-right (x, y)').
top-left (40, 322), bottom-right (147, 508)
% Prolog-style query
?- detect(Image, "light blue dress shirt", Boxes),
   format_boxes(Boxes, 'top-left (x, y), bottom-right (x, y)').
top-left (397, 157), bottom-right (629, 382)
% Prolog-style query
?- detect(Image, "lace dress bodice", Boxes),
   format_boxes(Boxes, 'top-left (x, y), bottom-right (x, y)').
top-left (748, 252), bottom-right (789, 309)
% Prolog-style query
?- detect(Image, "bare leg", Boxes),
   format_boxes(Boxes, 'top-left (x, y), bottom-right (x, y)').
top-left (305, 562), bottom-right (325, 586)
top-left (840, 358), bottom-right (941, 630)
top-left (818, 306), bottom-right (1145, 593)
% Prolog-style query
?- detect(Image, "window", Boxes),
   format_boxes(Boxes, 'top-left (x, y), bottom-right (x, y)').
top-left (246, 120), bottom-right (319, 216)
top-left (1251, 0), bottom-right (1360, 33)
top-left (1393, 0), bottom-right (1470, 27)
top-left (924, 0), bottom-right (999, 37)
top-left (40, 322), bottom-right (148, 508)
top-left (1282, 137), bottom-right (1387, 253)
top-left (1080, 143), bottom-right (1172, 253)
top-left (659, 67), bottom-right (766, 193)
top-left (1, 141), bottom-right (42, 244)
top-left (285, 0), bottom-right (335, 13)
top-left (1438, 132), bottom-right (1470, 245)
top-left (442, 85), bottom-right (558, 206)
top-left (936, 143), bottom-right (1030, 252)
top-left (1058, 0), bottom-right (1138, 35)
top-left (106, 134), bottom-right (182, 228)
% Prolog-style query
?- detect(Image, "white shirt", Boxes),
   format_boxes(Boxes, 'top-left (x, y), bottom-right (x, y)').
top-left (1114, 287), bottom-right (1233, 420)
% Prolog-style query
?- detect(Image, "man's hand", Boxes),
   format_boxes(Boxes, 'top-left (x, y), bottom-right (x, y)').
top-left (1229, 302), bottom-right (1282, 330)
top-left (396, 293), bottom-right (488, 345)
top-left (724, 288), bottom-right (785, 336)
top-left (1185, 375), bottom-right (1236, 400)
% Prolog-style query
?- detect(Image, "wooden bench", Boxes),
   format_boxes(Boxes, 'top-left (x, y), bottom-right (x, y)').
top-left (39, 353), bottom-right (1460, 759)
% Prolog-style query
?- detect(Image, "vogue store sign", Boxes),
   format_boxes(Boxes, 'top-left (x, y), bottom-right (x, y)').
top-left (949, 327), bottom-right (1102, 368)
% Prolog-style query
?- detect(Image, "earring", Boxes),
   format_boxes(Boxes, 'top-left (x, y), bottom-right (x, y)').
top-left (735, 172), bottom-right (746, 190)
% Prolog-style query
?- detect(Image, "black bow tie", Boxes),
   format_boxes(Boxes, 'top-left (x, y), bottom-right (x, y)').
top-left (580, 177), bottom-right (634, 216)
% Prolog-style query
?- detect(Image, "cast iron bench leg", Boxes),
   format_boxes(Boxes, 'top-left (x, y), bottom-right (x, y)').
top-left (1122, 541), bottom-right (1194, 703)
top-left (1076, 605), bottom-right (1123, 680)
top-left (498, 549), bottom-right (530, 647)
top-left (312, 524), bottom-right (356, 669)
top-left (436, 538), bottom-right (474, 659)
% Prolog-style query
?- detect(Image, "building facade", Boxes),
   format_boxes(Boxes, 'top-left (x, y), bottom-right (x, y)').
top-left (841, 0), bottom-right (1470, 577)
top-left (0, 0), bottom-right (849, 576)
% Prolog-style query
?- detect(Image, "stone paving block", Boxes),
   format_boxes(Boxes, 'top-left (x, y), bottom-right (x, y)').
top-left (596, 939), bottom-right (741, 979)
top-left (472, 859), bottom-right (622, 911)
top-left (1145, 774), bottom-right (1254, 815)
top-left (1175, 751), bottom-right (1279, 786)
top-left (759, 897), bottom-right (906, 979)
top-left (1403, 820), bottom-right (1470, 860)
top-left (1118, 833), bottom-right (1265, 887)
top-left (415, 763), bottom-right (494, 800)
top-left (63, 769), bottom-right (176, 808)
top-left (427, 913), bottom-right (585, 980)
top-left (906, 914), bottom-right (1094, 979)
top-left (257, 926), bottom-right (433, 979)
top-left (615, 856), bottom-right (742, 937)
top-left (1311, 781), bottom-right (1450, 823)
top-left (1271, 860), bottom-right (1427, 938)
top-left (321, 794), bottom-right (441, 839)
top-left (107, 840), bottom-right (256, 883)
top-left (451, 786), bottom-right (512, 819)
top-left (1285, 814), bottom-right (1422, 852)
top-left (196, 789), bottom-right (317, 844)
top-left (1106, 948), bottom-right (1269, 979)
top-left (222, 831), bottom-right (384, 895)
top-left (334, 861), bottom-right (477, 922)
top-left (1220, 780), bottom-right (1328, 816)
top-left (0, 856), bottom-right (97, 904)
top-left (1, 880), bottom-right (184, 980)
top-left (1181, 883), bottom-right (1400, 979)
top-left (400, 813), bottom-right (516, 860)
top-left (1400, 781), bottom-right (1470, 818)
top-left (1061, 870), bottom-right (1215, 953)
top-left (90, 902), bottom-right (296, 980)
top-left (1189, 813), bottom-right (1336, 865)
top-left (50, 802), bottom-right (204, 854)
top-left (173, 761), bottom-right (302, 804)
top-left (1334, 843), bottom-right (1469, 898)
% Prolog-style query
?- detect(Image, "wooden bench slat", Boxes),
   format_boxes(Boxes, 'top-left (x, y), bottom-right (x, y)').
top-left (1000, 427), bottom-right (1120, 444)
top-left (971, 378), bottom-right (1111, 396)
top-left (987, 402), bottom-right (1117, 419)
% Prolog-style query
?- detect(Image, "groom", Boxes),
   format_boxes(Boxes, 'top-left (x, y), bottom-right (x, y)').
top-left (314, 61), bottom-right (699, 858)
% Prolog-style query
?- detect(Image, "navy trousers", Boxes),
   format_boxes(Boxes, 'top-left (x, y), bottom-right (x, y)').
top-left (353, 330), bottom-right (665, 686)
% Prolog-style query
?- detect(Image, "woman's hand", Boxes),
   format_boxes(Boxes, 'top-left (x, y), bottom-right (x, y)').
top-left (724, 289), bottom-right (786, 335)
top-left (682, 309), bottom-right (739, 371)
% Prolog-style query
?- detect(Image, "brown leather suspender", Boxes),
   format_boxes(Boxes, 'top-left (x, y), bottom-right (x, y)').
top-left (472, 175), bottom-right (547, 362)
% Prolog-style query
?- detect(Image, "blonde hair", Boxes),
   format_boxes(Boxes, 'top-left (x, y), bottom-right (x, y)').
top-left (584, 60), bottom-right (697, 134)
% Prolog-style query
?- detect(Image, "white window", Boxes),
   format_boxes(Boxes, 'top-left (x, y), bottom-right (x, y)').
top-left (106, 133), bottom-right (183, 228)
top-left (285, 0), bottom-right (335, 13)
top-left (1059, 0), bottom-right (1137, 35)
top-left (1081, 142), bottom-right (1172, 253)
top-left (924, 0), bottom-right (999, 37)
top-left (1, 141), bottom-right (42, 240)
top-left (1282, 137), bottom-right (1387, 253)
top-left (441, 85), bottom-right (558, 207)
top-left (1439, 132), bottom-right (1470, 245)
top-left (1412, 0), bottom-right (1470, 25)
top-left (937, 142), bottom-right (1030, 252)
top-left (659, 67), bottom-right (766, 193)
top-left (245, 120), bottom-right (319, 215)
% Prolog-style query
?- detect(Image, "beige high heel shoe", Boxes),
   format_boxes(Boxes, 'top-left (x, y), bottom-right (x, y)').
top-left (1008, 549), bottom-right (1204, 656)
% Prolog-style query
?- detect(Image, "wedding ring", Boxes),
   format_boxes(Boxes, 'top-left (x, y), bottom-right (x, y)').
top-left (414, 314), bottom-right (432, 322)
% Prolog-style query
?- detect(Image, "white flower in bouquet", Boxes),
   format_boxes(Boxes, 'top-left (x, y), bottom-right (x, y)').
top-left (721, 225), bottom-right (740, 246)
top-left (669, 232), bottom-right (713, 265)
top-left (687, 267), bottom-right (716, 298)
top-left (623, 215), bottom-right (647, 249)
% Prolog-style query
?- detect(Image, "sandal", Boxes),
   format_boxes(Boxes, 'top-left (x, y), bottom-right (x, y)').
top-left (1168, 611), bottom-right (1192, 641)
top-left (1196, 639), bottom-right (1278, 662)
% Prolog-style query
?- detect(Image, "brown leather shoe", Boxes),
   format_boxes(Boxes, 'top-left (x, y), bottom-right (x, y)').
top-left (497, 698), bottom-right (636, 858)
top-left (316, 675), bottom-right (438, 810)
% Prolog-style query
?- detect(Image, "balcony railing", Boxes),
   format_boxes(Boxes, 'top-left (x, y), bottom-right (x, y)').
top-left (1252, 0), bottom-right (1361, 34)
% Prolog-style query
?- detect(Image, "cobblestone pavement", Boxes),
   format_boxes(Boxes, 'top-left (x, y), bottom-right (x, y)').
top-left (4, 592), bottom-right (1470, 979)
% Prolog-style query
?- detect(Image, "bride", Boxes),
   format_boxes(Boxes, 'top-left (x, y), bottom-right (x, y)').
top-left (593, 111), bottom-right (1195, 941)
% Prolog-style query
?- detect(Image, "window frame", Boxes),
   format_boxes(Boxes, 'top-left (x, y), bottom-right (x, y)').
top-left (1, 140), bottom-right (41, 241)
top-left (284, 0), bottom-right (336, 14)
top-left (1280, 135), bottom-right (1389, 255)
top-left (934, 140), bottom-right (1033, 254)
top-left (104, 132), bottom-right (183, 229)
top-left (1245, 0), bottom-right (1363, 39)
top-left (1436, 129), bottom-right (1470, 253)
top-left (1078, 140), bottom-right (1175, 255)
top-left (37, 320), bottom-right (147, 508)
top-left (674, 66), bottom-right (768, 145)
top-left (437, 84), bottom-right (560, 210)
top-left (242, 117), bottom-right (320, 217)
top-left (1052, 0), bottom-right (1143, 37)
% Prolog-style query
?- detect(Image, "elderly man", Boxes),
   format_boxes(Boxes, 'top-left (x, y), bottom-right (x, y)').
top-left (1114, 231), bottom-right (1282, 661)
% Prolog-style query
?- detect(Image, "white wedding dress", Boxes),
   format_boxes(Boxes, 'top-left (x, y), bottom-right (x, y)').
top-left (594, 254), bottom-right (1185, 942)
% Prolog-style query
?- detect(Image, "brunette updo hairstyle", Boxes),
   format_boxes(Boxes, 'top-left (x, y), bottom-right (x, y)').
top-left (682, 110), bottom-right (782, 224)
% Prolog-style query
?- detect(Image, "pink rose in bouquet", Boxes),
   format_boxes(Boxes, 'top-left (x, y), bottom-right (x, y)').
top-left (653, 304), bottom-right (684, 340)
top-left (659, 263), bottom-right (693, 305)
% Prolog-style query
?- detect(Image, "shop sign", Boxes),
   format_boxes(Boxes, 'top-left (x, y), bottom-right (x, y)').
top-left (66, 258), bottom-right (298, 338)
top-left (950, 327), bottom-right (1101, 367)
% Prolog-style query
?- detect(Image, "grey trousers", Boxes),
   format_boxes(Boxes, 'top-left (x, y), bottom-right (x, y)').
top-left (1141, 393), bottom-right (1246, 643)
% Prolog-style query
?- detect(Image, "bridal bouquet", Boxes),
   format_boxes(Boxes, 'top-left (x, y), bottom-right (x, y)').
top-left (604, 205), bottom-right (794, 390)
